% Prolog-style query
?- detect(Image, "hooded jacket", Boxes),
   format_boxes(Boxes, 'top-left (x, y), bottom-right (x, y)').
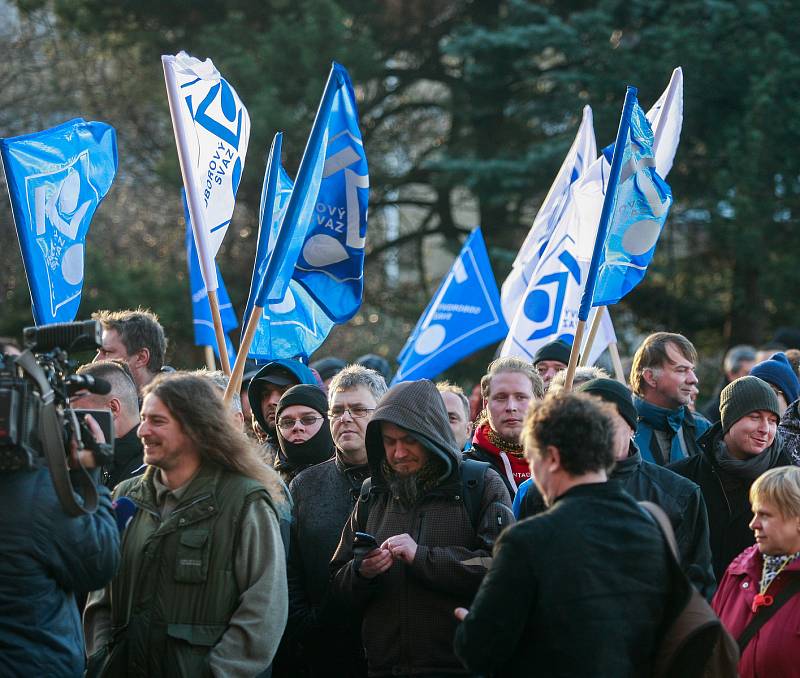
top-left (330, 379), bottom-right (513, 677)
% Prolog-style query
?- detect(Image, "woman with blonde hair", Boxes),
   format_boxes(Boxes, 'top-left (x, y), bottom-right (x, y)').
top-left (712, 465), bottom-right (800, 677)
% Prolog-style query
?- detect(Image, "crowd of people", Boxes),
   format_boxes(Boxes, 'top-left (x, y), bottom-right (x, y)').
top-left (1, 309), bottom-right (799, 677)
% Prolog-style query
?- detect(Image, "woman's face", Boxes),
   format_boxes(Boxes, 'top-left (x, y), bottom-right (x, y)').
top-left (277, 404), bottom-right (324, 444)
top-left (749, 500), bottom-right (800, 556)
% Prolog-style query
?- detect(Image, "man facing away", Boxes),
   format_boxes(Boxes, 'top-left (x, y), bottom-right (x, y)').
top-left (631, 332), bottom-right (711, 465)
top-left (331, 379), bottom-right (513, 677)
top-left (84, 372), bottom-right (288, 677)
top-left (454, 392), bottom-right (672, 677)
top-left (283, 365), bottom-right (387, 677)
top-left (465, 356), bottom-right (545, 496)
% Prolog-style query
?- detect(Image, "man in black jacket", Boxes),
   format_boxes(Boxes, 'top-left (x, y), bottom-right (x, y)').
top-left (669, 375), bottom-right (792, 582)
top-left (519, 378), bottom-right (716, 598)
top-left (455, 392), bottom-right (671, 677)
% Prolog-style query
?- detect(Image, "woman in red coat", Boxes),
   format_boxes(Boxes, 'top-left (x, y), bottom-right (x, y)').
top-left (712, 465), bottom-right (800, 677)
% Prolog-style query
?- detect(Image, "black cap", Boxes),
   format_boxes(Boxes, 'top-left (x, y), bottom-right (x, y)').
top-left (577, 378), bottom-right (638, 432)
top-left (533, 340), bottom-right (572, 366)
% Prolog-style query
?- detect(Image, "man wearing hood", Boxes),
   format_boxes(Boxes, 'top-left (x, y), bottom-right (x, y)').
top-left (248, 359), bottom-right (317, 466)
top-left (669, 375), bottom-right (793, 582)
top-left (330, 379), bottom-right (514, 677)
top-left (465, 357), bottom-right (545, 497)
top-left (516, 378), bottom-right (716, 599)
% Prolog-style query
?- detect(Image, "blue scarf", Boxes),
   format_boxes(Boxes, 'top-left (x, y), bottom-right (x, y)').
top-left (634, 396), bottom-right (690, 464)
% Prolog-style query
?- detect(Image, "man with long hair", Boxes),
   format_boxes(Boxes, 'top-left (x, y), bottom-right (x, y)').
top-left (84, 372), bottom-right (288, 676)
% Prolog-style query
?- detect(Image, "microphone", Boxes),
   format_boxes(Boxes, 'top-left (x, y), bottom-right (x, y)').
top-left (112, 497), bottom-right (137, 532)
top-left (66, 374), bottom-right (112, 396)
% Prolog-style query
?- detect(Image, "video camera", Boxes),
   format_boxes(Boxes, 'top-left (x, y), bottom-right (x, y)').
top-left (0, 320), bottom-right (114, 515)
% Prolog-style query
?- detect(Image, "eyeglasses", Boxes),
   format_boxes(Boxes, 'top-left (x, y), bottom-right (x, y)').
top-left (328, 406), bottom-right (375, 420)
top-left (277, 415), bottom-right (323, 430)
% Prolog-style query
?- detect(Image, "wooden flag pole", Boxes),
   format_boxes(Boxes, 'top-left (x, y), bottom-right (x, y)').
top-left (204, 346), bottom-right (216, 371)
top-left (207, 290), bottom-right (231, 376)
top-left (579, 306), bottom-right (606, 367)
top-left (609, 341), bottom-right (626, 383)
top-left (223, 304), bottom-right (262, 405)
top-left (562, 320), bottom-right (586, 392)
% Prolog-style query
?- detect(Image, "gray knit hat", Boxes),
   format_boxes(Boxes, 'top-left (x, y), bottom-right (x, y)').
top-left (720, 376), bottom-right (781, 433)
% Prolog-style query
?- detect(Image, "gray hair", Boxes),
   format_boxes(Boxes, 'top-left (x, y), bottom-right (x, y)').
top-left (548, 366), bottom-right (609, 394)
top-left (436, 380), bottom-right (471, 421)
top-left (328, 363), bottom-right (388, 402)
top-left (724, 345), bottom-right (757, 374)
top-left (193, 369), bottom-right (242, 414)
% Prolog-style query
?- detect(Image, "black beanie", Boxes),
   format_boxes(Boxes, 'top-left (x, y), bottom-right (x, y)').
top-left (533, 339), bottom-right (572, 366)
top-left (719, 376), bottom-right (781, 433)
top-left (577, 378), bottom-right (638, 432)
top-left (276, 384), bottom-right (328, 418)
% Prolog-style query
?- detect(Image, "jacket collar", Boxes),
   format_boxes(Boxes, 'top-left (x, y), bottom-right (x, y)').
top-left (610, 441), bottom-right (642, 480)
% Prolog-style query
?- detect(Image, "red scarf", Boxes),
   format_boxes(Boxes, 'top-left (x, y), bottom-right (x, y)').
top-left (473, 422), bottom-right (530, 490)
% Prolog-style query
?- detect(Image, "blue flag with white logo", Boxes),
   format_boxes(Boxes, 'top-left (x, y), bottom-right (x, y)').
top-left (292, 62), bottom-right (369, 323)
top-left (1, 118), bottom-right (117, 324)
top-left (184, 193), bottom-right (238, 360)
top-left (392, 228), bottom-right (507, 384)
top-left (244, 136), bottom-right (334, 361)
top-left (591, 102), bottom-right (673, 307)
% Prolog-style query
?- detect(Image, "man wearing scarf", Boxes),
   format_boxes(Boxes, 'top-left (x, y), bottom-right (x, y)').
top-left (670, 376), bottom-right (793, 582)
top-left (465, 357), bottom-right (545, 497)
top-left (630, 332), bottom-right (711, 466)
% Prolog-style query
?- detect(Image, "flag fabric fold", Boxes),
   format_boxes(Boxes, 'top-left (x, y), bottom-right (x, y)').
top-left (1, 118), bottom-right (117, 324)
top-left (393, 228), bottom-right (507, 384)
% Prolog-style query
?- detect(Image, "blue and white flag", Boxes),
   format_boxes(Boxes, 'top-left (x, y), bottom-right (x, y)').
top-left (163, 51), bottom-right (250, 292)
top-left (244, 135), bottom-right (333, 361)
top-left (500, 105), bottom-right (596, 326)
top-left (184, 194), bottom-right (238, 359)
top-left (592, 102), bottom-right (673, 306)
top-left (1, 118), bottom-right (117, 325)
top-left (393, 228), bottom-right (507, 384)
top-left (292, 62), bottom-right (369, 323)
top-left (501, 69), bottom-right (682, 361)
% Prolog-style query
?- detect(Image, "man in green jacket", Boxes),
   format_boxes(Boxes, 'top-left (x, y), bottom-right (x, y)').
top-left (84, 372), bottom-right (288, 677)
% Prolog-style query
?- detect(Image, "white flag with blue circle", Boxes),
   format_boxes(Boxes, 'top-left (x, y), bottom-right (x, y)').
top-left (1, 118), bottom-right (117, 325)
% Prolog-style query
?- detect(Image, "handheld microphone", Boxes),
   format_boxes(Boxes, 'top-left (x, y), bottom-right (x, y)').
top-left (67, 374), bottom-right (112, 396)
top-left (112, 497), bottom-right (137, 532)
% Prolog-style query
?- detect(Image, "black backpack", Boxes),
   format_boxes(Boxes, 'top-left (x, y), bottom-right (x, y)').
top-left (355, 458), bottom-right (490, 531)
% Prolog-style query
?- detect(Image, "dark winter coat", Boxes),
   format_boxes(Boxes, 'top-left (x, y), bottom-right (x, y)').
top-left (104, 427), bottom-right (144, 490)
top-left (0, 468), bottom-right (119, 677)
top-left (330, 380), bottom-right (514, 677)
top-left (778, 397), bottom-right (800, 466)
top-left (712, 545), bottom-right (800, 678)
top-left (669, 423), bottom-right (792, 582)
top-left (285, 454), bottom-right (370, 677)
top-left (454, 482), bottom-right (672, 678)
top-left (520, 442), bottom-right (716, 598)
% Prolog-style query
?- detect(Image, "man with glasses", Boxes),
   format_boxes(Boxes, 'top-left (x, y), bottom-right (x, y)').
top-left (284, 365), bottom-right (388, 677)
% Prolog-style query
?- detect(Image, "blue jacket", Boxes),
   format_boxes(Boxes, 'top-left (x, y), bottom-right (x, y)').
top-left (0, 467), bottom-right (119, 677)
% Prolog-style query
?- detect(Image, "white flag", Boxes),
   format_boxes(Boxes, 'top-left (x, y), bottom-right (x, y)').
top-left (501, 70), bottom-right (683, 361)
top-left (162, 51), bottom-right (251, 291)
top-left (500, 105), bottom-right (596, 325)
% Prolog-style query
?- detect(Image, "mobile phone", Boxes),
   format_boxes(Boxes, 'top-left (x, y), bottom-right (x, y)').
top-left (354, 531), bottom-right (378, 549)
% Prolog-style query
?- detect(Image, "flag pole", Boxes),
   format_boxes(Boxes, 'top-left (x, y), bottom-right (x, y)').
top-left (224, 304), bottom-right (262, 405)
top-left (609, 341), bottom-right (626, 383)
top-left (564, 86), bottom-right (638, 392)
top-left (579, 306), bottom-right (606, 367)
top-left (204, 345), bottom-right (216, 370)
top-left (162, 55), bottom-right (231, 375)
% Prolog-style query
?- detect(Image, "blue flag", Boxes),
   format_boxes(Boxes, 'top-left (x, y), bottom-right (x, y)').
top-left (244, 136), bottom-right (334, 361)
top-left (1, 118), bottom-right (117, 324)
top-left (292, 62), bottom-right (369, 323)
top-left (184, 193), bottom-right (238, 360)
top-left (393, 228), bottom-right (508, 384)
top-left (591, 102), bottom-right (673, 307)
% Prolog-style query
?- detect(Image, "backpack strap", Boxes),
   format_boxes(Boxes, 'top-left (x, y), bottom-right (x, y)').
top-left (355, 477), bottom-right (373, 531)
top-left (737, 575), bottom-right (800, 652)
top-left (640, 500), bottom-right (680, 560)
top-left (460, 459), bottom-right (490, 531)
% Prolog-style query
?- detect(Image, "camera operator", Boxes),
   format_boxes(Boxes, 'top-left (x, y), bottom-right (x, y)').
top-left (0, 413), bottom-right (120, 677)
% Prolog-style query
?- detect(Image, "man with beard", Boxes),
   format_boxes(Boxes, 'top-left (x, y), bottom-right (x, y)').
top-left (331, 379), bottom-right (513, 677)
top-left (282, 365), bottom-right (387, 677)
top-left (465, 357), bottom-right (545, 497)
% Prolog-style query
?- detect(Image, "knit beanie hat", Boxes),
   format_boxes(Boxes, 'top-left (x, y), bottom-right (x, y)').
top-left (533, 339), bottom-right (572, 366)
top-left (750, 352), bottom-right (800, 405)
top-left (577, 378), bottom-right (638, 432)
top-left (276, 384), bottom-right (328, 418)
top-left (719, 376), bottom-right (781, 433)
